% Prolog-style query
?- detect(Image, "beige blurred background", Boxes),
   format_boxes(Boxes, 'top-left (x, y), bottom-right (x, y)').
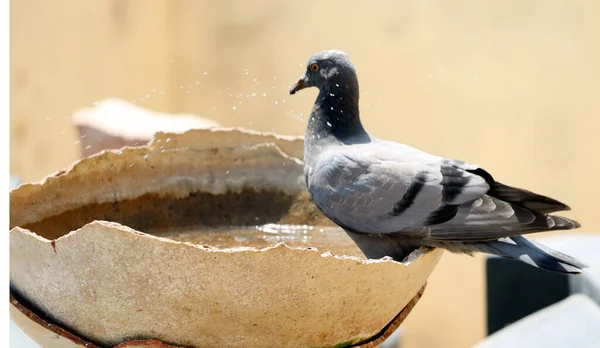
top-left (10, 1), bottom-right (600, 347)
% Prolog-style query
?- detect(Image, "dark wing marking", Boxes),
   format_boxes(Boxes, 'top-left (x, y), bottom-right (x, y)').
top-left (425, 204), bottom-right (461, 225)
top-left (440, 165), bottom-right (469, 202)
top-left (390, 172), bottom-right (427, 216)
top-left (467, 167), bottom-right (570, 214)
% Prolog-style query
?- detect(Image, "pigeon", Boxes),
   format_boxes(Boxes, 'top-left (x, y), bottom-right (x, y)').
top-left (289, 49), bottom-right (587, 274)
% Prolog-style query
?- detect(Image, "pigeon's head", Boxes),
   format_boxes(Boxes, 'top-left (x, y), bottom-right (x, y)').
top-left (289, 50), bottom-right (357, 95)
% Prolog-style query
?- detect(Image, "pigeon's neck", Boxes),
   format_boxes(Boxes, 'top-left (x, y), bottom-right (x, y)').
top-left (304, 83), bottom-right (369, 153)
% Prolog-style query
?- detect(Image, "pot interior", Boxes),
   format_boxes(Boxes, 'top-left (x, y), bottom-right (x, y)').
top-left (21, 188), bottom-right (363, 258)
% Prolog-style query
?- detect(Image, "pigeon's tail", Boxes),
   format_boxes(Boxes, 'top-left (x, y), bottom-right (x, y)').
top-left (461, 236), bottom-right (588, 274)
top-left (487, 181), bottom-right (571, 214)
top-left (543, 214), bottom-right (581, 230)
top-left (345, 230), bottom-right (587, 274)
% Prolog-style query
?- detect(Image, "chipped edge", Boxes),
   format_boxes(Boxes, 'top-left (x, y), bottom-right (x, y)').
top-left (10, 127), bottom-right (305, 195)
top-left (151, 126), bottom-right (304, 145)
top-left (10, 220), bottom-right (441, 268)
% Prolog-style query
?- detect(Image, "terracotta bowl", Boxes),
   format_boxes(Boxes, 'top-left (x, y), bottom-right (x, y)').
top-left (10, 128), bottom-right (443, 348)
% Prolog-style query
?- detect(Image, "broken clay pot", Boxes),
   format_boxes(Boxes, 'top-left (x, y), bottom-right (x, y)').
top-left (10, 128), bottom-right (443, 348)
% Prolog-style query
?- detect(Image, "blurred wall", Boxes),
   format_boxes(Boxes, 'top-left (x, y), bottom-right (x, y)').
top-left (10, 1), bottom-right (600, 347)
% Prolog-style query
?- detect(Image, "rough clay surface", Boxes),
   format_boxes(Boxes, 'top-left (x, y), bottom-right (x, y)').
top-left (10, 128), bottom-right (443, 347)
top-left (11, 223), bottom-right (442, 347)
top-left (10, 128), bottom-right (305, 228)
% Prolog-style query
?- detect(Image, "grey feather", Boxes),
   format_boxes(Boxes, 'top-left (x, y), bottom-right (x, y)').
top-left (459, 236), bottom-right (587, 274)
top-left (291, 49), bottom-right (586, 273)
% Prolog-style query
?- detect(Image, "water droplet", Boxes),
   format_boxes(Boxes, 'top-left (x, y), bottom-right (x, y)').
top-left (160, 91), bottom-right (164, 94)
top-left (143, 155), bottom-right (149, 160)
top-left (185, 91), bottom-right (190, 94)
top-left (203, 71), bottom-right (208, 75)
top-left (232, 106), bottom-right (237, 110)
top-left (45, 117), bottom-right (52, 121)
top-left (166, 137), bottom-right (172, 143)
top-left (225, 170), bottom-right (230, 175)
top-left (326, 121), bottom-right (332, 127)
top-left (145, 94), bottom-right (150, 98)
top-left (274, 101), bottom-right (278, 105)
top-left (152, 89), bottom-right (157, 92)
top-left (195, 81), bottom-right (199, 84)
top-left (129, 163), bottom-right (134, 168)
top-left (179, 86), bottom-right (184, 89)
top-left (335, 83), bottom-right (340, 87)
top-left (85, 145), bottom-right (92, 150)
top-left (330, 107), bottom-right (334, 110)
top-left (263, 92), bottom-right (267, 97)
top-left (330, 93), bottom-right (335, 97)
top-left (74, 140), bottom-right (80, 145)
top-left (251, 92), bottom-right (256, 97)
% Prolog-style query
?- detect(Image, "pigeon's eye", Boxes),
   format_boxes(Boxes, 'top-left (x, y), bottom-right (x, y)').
top-left (309, 63), bottom-right (320, 72)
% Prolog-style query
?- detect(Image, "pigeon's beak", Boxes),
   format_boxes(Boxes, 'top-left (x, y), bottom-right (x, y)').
top-left (289, 76), bottom-right (308, 95)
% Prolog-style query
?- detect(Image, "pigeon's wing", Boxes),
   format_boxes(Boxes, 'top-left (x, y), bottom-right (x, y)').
top-left (309, 145), bottom-right (576, 241)
top-left (307, 146), bottom-right (490, 235)
top-left (424, 194), bottom-right (578, 241)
